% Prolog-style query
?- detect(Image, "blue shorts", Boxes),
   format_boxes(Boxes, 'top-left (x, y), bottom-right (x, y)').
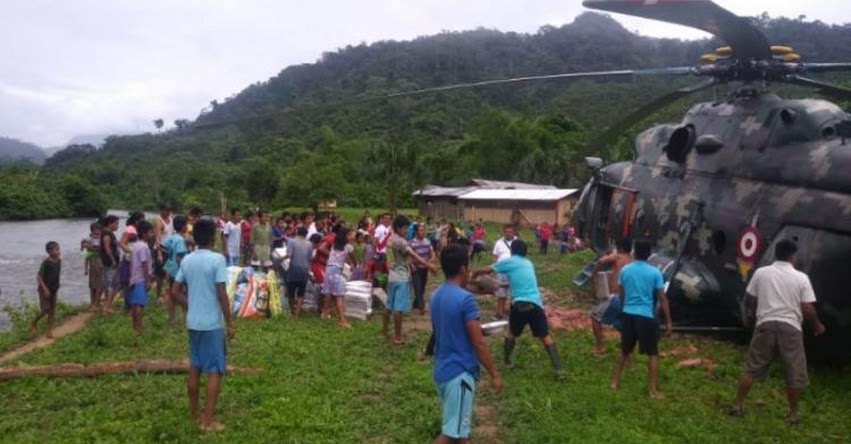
top-left (127, 283), bottom-right (148, 306)
top-left (227, 255), bottom-right (241, 267)
top-left (436, 372), bottom-right (476, 439)
top-left (590, 295), bottom-right (622, 331)
top-left (387, 281), bottom-right (410, 312)
top-left (188, 329), bottom-right (227, 374)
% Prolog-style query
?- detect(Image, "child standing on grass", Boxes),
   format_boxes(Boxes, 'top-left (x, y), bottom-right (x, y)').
top-left (322, 227), bottom-right (356, 329)
top-left (128, 222), bottom-right (154, 335)
top-left (171, 219), bottom-right (234, 432)
top-left (430, 244), bottom-right (502, 444)
top-left (251, 210), bottom-right (273, 271)
top-left (162, 216), bottom-right (189, 327)
top-left (383, 215), bottom-right (436, 345)
top-left (81, 222), bottom-right (103, 310)
top-left (31, 241), bottom-right (61, 338)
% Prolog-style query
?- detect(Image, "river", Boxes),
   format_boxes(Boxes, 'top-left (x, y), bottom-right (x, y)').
top-left (0, 212), bottom-right (152, 330)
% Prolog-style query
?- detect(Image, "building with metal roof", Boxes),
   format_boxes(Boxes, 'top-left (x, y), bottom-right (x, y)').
top-left (413, 179), bottom-right (578, 225)
top-left (458, 188), bottom-right (580, 226)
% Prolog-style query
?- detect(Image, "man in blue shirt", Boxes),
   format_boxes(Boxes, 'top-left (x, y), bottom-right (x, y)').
top-left (610, 239), bottom-right (672, 399)
top-left (172, 219), bottom-right (235, 432)
top-left (473, 239), bottom-right (566, 380)
top-left (431, 244), bottom-right (502, 443)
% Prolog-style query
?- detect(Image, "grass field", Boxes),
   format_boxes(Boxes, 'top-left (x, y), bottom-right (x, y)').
top-left (1, 222), bottom-right (849, 443)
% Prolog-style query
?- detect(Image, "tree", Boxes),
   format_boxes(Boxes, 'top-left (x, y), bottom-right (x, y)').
top-left (276, 152), bottom-right (347, 211)
top-left (153, 118), bottom-right (164, 132)
top-left (366, 142), bottom-right (423, 213)
top-left (174, 119), bottom-right (191, 131)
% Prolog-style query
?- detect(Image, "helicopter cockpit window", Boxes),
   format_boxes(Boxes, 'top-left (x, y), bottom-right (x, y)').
top-left (664, 125), bottom-right (695, 162)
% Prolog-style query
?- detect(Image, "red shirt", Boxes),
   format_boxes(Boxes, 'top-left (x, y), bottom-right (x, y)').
top-left (241, 220), bottom-right (252, 244)
top-left (539, 225), bottom-right (551, 241)
top-left (312, 232), bottom-right (335, 267)
top-left (472, 227), bottom-right (486, 241)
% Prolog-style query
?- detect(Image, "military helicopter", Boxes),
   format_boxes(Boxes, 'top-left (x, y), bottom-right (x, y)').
top-left (193, 0), bottom-right (851, 352)
top-left (566, 0), bottom-right (851, 352)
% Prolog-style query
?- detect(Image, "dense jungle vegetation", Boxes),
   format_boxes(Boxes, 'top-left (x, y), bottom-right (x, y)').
top-left (3, 12), bottom-right (850, 219)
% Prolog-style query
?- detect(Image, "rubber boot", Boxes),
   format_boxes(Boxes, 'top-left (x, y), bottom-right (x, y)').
top-left (545, 343), bottom-right (566, 380)
top-left (503, 337), bottom-right (516, 368)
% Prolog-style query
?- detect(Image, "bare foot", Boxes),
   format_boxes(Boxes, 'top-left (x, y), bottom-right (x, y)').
top-left (200, 421), bottom-right (226, 432)
top-left (190, 411), bottom-right (201, 425)
top-left (609, 380), bottom-right (620, 390)
top-left (45, 331), bottom-right (54, 339)
top-left (393, 337), bottom-right (406, 346)
top-left (339, 322), bottom-right (352, 329)
top-left (590, 348), bottom-right (605, 357)
top-left (649, 390), bottom-right (665, 400)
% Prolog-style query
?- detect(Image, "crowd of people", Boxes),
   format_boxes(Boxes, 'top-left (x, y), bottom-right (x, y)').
top-left (28, 205), bottom-right (826, 438)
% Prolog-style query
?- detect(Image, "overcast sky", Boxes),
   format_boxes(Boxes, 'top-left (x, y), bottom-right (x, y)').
top-left (1, 0), bottom-right (848, 147)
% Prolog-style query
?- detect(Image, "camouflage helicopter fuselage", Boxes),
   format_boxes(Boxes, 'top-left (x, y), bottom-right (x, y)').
top-left (575, 90), bottom-right (851, 346)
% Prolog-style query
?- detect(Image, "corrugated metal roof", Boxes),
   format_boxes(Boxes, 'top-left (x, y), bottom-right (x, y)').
top-left (459, 188), bottom-right (579, 201)
top-left (413, 179), bottom-right (556, 197)
top-left (413, 185), bottom-right (478, 197)
top-left (466, 179), bottom-right (556, 189)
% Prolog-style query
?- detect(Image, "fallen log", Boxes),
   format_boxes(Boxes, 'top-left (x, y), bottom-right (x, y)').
top-left (0, 359), bottom-right (263, 380)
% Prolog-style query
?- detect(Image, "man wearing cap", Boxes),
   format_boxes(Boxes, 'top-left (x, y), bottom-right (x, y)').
top-left (473, 239), bottom-right (566, 379)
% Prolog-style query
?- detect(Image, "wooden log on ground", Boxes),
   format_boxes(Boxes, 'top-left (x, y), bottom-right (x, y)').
top-left (0, 359), bottom-right (263, 380)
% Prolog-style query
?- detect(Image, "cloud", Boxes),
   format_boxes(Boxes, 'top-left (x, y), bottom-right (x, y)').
top-left (0, 0), bottom-right (847, 147)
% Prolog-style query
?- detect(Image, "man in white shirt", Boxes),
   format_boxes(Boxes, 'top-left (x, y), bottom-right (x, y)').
top-left (491, 224), bottom-right (515, 320)
top-left (730, 239), bottom-right (826, 424)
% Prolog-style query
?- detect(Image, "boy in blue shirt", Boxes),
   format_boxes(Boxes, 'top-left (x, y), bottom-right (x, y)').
top-left (473, 239), bottom-right (566, 379)
top-left (610, 239), bottom-right (672, 399)
top-left (431, 244), bottom-right (502, 444)
top-left (171, 219), bottom-right (235, 432)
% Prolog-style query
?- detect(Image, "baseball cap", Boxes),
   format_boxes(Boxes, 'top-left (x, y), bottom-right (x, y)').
top-left (124, 225), bottom-right (138, 236)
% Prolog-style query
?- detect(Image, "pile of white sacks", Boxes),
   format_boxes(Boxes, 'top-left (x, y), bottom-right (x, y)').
top-left (301, 280), bottom-right (375, 320)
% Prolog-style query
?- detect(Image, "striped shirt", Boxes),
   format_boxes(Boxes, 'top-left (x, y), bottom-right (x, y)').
top-left (409, 238), bottom-right (433, 270)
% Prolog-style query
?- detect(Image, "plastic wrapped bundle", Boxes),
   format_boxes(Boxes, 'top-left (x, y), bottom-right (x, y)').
top-left (344, 280), bottom-right (373, 320)
top-left (302, 281), bottom-right (320, 311)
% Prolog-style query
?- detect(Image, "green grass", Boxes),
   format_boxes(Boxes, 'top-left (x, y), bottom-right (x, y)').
top-left (1, 223), bottom-right (850, 443)
top-left (0, 301), bottom-right (87, 355)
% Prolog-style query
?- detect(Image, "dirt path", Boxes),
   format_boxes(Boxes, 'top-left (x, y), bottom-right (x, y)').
top-left (0, 311), bottom-right (93, 365)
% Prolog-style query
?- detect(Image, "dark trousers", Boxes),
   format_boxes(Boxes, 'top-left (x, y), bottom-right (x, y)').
top-left (411, 268), bottom-right (429, 310)
top-left (540, 239), bottom-right (549, 255)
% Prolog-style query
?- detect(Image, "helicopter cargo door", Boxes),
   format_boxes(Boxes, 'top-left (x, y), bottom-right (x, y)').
top-left (588, 182), bottom-right (638, 251)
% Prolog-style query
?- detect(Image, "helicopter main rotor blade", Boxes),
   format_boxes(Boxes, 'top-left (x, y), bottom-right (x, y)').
top-left (798, 63), bottom-right (851, 74)
top-left (583, 0), bottom-right (772, 61)
top-left (194, 66), bottom-right (696, 129)
top-left (787, 75), bottom-right (851, 101)
top-left (587, 78), bottom-right (717, 152)
top-left (384, 66), bottom-right (696, 98)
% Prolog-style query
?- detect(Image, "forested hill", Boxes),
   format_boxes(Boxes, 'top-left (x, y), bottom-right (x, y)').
top-left (0, 137), bottom-right (46, 165)
top-left (8, 12), bottom-right (851, 220)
